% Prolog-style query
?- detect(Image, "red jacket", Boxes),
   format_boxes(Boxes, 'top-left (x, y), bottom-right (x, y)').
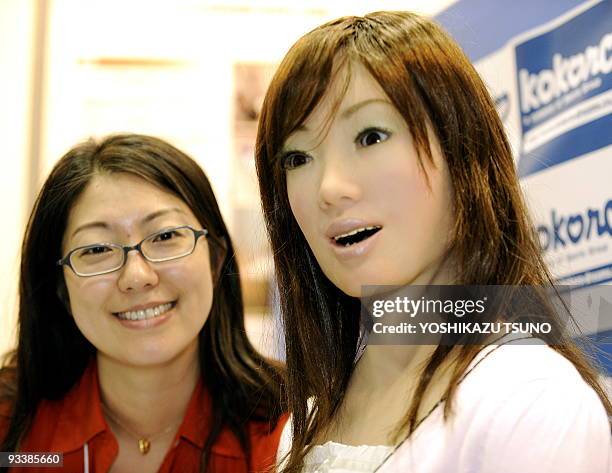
top-left (0, 362), bottom-right (286, 472)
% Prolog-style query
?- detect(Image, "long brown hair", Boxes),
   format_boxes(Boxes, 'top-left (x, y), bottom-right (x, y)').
top-left (0, 134), bottom-right (284, 472)
top-left (254, 11), bottom-right (611, 472)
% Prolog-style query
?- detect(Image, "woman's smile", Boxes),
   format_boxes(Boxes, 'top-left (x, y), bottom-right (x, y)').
top-left (113, 300), bottom-right (178, 329)
top-left (63, 173), bottom-right (214, 366)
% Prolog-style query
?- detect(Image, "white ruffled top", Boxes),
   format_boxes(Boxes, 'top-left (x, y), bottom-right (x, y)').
top-left (301, 442), bottom-right (393, 472)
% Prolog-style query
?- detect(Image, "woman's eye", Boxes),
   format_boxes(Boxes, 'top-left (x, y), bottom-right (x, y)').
top-left (82, 245), bottom-right (111, 256)
top-left (153, 231), bottom-right (178, 242)
top-left (356, 128), bottom-right (391, 147)
top-left (282, 152), bottom-right (311, 170)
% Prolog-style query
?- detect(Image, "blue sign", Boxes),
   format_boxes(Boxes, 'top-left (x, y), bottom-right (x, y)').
top-left (515, 1), bottom-right (612, 177)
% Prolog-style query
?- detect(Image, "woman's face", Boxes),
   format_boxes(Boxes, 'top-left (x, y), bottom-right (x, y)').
top-left (282, 63), bottom-right (455, 297)
top-left (62, 173), bottom-right (213, 367)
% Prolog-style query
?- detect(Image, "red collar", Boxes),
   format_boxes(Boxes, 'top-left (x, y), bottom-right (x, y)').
top-left (40, 360), bottom-right (108, 453)
top-left (33, 359), bottom-right (243, 458)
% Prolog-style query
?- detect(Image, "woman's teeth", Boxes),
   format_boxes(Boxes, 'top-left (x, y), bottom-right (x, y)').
top-left (116, 302), bottom-right (174, 321)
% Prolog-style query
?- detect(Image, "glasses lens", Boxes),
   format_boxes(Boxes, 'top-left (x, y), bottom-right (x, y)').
top-left (142, 227), bottom-right (196, 262)
top-left (71, 244), bottom-right (123, 276)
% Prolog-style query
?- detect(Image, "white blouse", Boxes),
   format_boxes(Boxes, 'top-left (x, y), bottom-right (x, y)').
top-left (277, 340), bottom-right (611, 472)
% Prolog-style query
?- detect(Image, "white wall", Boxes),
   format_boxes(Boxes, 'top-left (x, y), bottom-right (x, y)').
top-left (0, 0), bottom-right (35, 359)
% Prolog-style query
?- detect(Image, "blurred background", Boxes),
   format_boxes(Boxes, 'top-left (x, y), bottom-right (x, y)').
top-left (2, 1), bottom-right (610, 379)
top-left (0, 0), bottom-right (458, 358)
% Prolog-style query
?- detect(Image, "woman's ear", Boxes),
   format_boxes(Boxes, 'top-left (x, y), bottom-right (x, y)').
top-left (208, 235), bottom-right (228, 286)
top-left (56, 277), bottom-right (72, 315)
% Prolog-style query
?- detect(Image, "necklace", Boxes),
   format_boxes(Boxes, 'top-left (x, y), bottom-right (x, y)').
top-left (101, 404), bottom-right (182, 455)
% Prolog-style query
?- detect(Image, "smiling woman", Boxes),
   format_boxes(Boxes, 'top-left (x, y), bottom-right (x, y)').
top-left (0, 134), bottom-right (286, 473)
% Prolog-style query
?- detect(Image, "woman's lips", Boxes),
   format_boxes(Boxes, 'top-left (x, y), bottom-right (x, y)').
top-left (332, 225), bottom-right (382, 246)
top-left (328, 228), bottom-right (382, 260)
top-left (112, 301), bottom-right (177, 329)
top-left (114, 301), bottom-right (175, 321)
top-left (325, 218), bottom-right (383, 240)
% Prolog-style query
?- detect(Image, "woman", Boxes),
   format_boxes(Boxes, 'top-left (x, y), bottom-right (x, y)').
top-left (255, 11), bottom-right (611, 473)
top-left (0, 134), bottom-right (285, 472)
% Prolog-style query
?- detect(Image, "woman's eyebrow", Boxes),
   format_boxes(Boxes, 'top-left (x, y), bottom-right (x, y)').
top-left (282, 98), bottom-right (392, 151)
top-left (71, 221), bottom-right (110, 239)
top-left (294, 98), bottom-right (392, 134)
top-left (70, 208), bottom-right (187, 239)
top-left (141, 207), bottom-right (187, 224)
top-left (339, 98), bottom-right (391, 120)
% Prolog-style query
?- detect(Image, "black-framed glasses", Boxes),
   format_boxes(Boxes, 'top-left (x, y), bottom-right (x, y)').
top-left (57, 225), bottom-right (208, 277)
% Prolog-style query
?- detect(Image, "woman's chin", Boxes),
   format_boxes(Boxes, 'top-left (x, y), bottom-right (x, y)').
top-left (99, 340), bottom-right (198, 369)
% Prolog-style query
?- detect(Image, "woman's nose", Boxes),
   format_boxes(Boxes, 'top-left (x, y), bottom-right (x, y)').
top-left (318, 154), bottom-right (363, 211)
top-left (116, 251), bottom-right (159, 292)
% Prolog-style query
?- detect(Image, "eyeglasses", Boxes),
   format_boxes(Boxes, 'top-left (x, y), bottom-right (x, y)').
top-left (57, 225), bottom-right (208, 277)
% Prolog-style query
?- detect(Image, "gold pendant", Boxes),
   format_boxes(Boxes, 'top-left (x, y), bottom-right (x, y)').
top-left (138, 438), bottom-right (151, 454)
